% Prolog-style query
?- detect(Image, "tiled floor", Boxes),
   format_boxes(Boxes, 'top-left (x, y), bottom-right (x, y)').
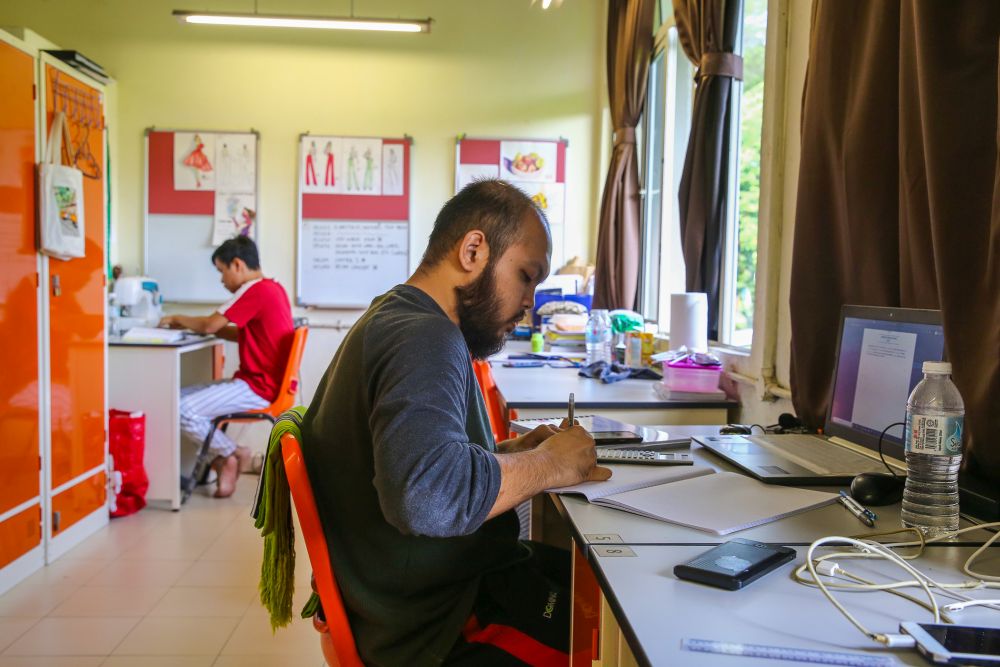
top-left (0, 478), bottom-right (326, 666)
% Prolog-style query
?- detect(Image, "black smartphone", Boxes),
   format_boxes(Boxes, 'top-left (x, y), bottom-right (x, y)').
top-left (673, 539), bottom-right (796, 590)
top-left (900, 623), bottom-right (1000, 665)
top-left (590, 430), bottom-right (643, 445)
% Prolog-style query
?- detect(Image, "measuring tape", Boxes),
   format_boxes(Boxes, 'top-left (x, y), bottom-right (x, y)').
top-left (681, 639), bottom-right (897, 666)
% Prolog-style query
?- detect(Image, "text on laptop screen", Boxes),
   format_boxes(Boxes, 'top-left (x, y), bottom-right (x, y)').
top-left (829, 317), bottom-right (945, 443)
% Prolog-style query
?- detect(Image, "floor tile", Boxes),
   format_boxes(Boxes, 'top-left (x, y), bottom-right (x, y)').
top-left (148, 586), bottom-right (255, 618)
top-left (213, 655), bottom-right (325, 667)
top-left (87, 559), bottom-right (192, 588)
top-left (49, 586), bottom-right (169, 617)
top-left (220, 613), bottom-right (320, 657)
top-left (113, 616), bottom-right (239, 656)
top-left (0, 583), bottom-right (77, 618)
top-left (2, 617), bottom-right (139, 656)
top-left (0, 657), bottom-right (104, 666)
top-left (173, 560), bottom-right (259, 588)
top-left (102, 656), bottom-right (215, 667)
top-left (0, 620), bottom-right (36, 653)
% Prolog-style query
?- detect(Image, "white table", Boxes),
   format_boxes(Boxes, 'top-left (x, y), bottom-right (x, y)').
top-left (588, 544), bottom-right (1000, 667)
top-left (491, 343), bottom-right (736, 425)
top-left (108, 337), bottom-right (222, 510)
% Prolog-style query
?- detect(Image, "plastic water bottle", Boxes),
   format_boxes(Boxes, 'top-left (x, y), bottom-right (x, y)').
top-left (901, 361), bottom-right (964, 537)
top-left (585, 309), bottom-right (612, 365)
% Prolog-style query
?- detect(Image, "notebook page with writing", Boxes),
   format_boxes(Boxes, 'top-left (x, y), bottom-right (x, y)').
top-left (547, 464), bottom-right (714, 502)
top-left (594, 471), bottom-right (838, 534)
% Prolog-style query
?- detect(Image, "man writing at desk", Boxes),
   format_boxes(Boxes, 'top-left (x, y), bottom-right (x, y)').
top-left (302, 180), bottom-right (611, 666)
top-left (160, 237), bottom-right (293, 497)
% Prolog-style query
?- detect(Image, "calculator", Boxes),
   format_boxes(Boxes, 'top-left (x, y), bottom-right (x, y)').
top-left (595, 448), bottom-right (694, 466)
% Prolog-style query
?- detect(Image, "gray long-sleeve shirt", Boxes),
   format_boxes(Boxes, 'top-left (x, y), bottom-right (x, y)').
top-left (301, 285), bottom-right (528, 667)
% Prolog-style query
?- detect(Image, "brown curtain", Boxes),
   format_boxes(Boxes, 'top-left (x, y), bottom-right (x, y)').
top-left (790, 0), bottom-right (1000, 483)
top-left (593, 0), bottom-right (655, 310)
top-left (674, 0), bottom-right (744, 339)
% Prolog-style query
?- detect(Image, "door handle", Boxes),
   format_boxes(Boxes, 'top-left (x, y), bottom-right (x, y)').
top-left (52, 274), bottom-right (61, 297)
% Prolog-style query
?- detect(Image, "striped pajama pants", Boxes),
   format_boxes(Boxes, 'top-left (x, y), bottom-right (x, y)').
top-left (179, 379), bottom-right (269, 458)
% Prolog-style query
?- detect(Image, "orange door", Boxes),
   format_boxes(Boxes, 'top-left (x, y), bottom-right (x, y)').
top-left (0, 40), bottom-right (42, 568)
top-left (43, 63), bottom-right (106, 536)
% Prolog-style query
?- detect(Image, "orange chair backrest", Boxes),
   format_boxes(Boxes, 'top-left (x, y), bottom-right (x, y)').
top-left (472, 359), bottom-right (517, 442)
top-left (281, 432), bottom-right (363, 667)
top-left (261, 326), bottom-right (309, 416)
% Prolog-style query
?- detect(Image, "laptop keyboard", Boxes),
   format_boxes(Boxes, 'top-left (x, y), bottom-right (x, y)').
top-left (748, 435), bottom-right (889, 475)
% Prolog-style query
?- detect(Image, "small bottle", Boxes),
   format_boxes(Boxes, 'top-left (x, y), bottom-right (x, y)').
top-left (900, 361), bottom-right (965, 537)
top-left (585, 309), bottom-right (611, 365)
top-left (530, 332), bottom-right (544, 354)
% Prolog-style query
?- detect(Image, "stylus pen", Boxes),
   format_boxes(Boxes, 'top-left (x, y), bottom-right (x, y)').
top-left (838, 492), bottom-right (875, 527)
top-left (567, 392), bottom-right (575, 426)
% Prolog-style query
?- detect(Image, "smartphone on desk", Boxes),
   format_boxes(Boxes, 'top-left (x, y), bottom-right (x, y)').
top-left (900, 623), bottom-right (1000, 665)
top-left (674, 539), bottom-right (796, 590)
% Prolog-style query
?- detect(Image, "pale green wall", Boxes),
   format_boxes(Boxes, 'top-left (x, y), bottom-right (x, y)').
top-left (2, 0), bottom-right (607, 301)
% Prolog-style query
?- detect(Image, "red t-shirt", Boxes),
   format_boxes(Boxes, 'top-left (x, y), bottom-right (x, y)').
top-left (217, 278), bottom-right (294, 402)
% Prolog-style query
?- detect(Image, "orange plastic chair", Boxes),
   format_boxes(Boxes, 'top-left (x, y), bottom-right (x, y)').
top-left (281, 432), bottom-right (364, 667)
top-left (472, 359), bottom-right (518, 441)
top-left (182, 326), bottom-right (309, 502)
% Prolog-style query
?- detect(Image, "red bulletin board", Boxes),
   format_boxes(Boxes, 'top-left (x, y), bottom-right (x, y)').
top-left (455, 135), bottom-right (568, 267)
top-left (144, 128), bottom-right (259, 303)
top-left (296, 135), bottom-right (412, 308)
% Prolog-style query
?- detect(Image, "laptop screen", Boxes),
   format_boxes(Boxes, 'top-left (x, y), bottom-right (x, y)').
top-left (826, 306), bottom-right (945, 458)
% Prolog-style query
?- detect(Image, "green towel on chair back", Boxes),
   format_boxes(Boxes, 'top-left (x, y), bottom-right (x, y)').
top-left (254, 406), bottom-right (320, 631)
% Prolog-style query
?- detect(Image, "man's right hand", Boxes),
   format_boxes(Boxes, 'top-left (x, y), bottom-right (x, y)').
top-left (538, 425), bottom-right (612, 488)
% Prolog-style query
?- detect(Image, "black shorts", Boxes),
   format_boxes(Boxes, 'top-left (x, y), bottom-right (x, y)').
top-left (443, 541), bottom-right (571, 667)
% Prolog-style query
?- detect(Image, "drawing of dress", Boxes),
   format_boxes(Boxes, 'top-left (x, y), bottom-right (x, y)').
top-left (183, 134), bottom-right (213, 188)
top-left (305, 141), bottom-right (318, 186)
top-left (323, 141), bottom-right (335, 187)
top-left (347, 147), bottom-right (359, 191)
top-left (363, 148), bottom-right (375, 191)
top-left (385, 148), bottom-right (400, 192)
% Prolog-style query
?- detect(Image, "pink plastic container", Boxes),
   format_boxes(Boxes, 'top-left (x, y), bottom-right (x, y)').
top-left (662, 358), bottom-right (722, 393)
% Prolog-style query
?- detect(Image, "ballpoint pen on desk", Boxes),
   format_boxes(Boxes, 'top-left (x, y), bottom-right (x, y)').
top-left (567, 392), bottom-right (574, 426)
top-left (838, 490), bottom-right (876, 527)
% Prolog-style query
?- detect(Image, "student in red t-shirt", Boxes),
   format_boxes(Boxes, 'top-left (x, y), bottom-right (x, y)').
top-left (160, 237), bottom-right (294, 497)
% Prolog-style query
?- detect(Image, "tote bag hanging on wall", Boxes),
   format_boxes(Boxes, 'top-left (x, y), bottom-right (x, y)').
top-left (38, 111), bottom-right (86, 260)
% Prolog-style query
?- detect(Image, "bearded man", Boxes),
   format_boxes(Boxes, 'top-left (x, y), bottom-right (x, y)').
top-left (301, 180), bottom-right (609, 666)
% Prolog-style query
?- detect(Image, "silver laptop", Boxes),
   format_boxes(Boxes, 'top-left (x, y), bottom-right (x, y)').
top-left (694, 306), bottom-right (945, 485)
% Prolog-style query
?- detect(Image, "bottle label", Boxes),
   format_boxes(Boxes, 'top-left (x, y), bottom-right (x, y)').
top-left (906, 413), bottom-right (963, 455)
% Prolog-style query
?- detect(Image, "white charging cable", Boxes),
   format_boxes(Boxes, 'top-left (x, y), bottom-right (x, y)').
top-left (796, 522), bottom-right (1000, 647)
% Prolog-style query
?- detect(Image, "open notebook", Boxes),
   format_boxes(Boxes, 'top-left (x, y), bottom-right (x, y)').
top-left (551, 466), bottom-right (837, 535)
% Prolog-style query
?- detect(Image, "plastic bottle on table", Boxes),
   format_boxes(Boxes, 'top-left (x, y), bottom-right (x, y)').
top-left (900, 361), bottom-right (965, 538)
top-left (585, 309), bottom-right (612, 365)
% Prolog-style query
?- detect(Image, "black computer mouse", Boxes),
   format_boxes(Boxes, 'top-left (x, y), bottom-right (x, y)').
top-left (719, 424), bottom-right (752, 435)
top-left (850, 473), bottom-right (905, 506)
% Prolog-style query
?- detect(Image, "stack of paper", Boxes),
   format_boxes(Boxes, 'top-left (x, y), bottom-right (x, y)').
top-left (121, 327), bottom-right (185, 343)
top-left (552, 468), bottom-right (837, 535)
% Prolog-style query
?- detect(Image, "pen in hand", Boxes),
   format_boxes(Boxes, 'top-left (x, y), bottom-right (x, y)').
top-left (567, 392), bottom-right (574, 427)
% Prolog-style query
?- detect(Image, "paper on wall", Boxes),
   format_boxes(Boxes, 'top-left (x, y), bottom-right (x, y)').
top-left (513, 181), bottom-right (565, 227)
top-left (215, 134), bottom-right (256, 193)
top-left (382, 144), bottom-right (404, 196)
top-left (342, 137), bottom-right (382, 195)
top-left (500, 140), bottom-right (557, 183)
top-left (301, 136), bottom-right (345, 194)
top-left (456, 163), bottom-right (500, 192)
top-left (174, 132), bottom-right (215, 191)
top-left (212, 192), bottom-right (256, 245)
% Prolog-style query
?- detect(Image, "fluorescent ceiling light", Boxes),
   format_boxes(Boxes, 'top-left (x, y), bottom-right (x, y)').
top-left (173, 11), bottom-right (431, 33)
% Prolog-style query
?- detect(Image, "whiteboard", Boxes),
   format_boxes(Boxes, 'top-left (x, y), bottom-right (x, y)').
top-left (146, 213), bottom-right (231, 303)
top-left (298, 220), bottom-right (408, 308)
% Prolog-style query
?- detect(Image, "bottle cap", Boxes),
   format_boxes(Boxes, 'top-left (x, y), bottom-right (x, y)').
top-left (922, 361), bottom-right (952, 374)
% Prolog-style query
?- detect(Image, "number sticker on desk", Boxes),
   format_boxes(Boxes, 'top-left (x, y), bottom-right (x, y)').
top-left (594, 546), bottom-right (636, 558)
top-left (585, 533), bottom-right (624, 544)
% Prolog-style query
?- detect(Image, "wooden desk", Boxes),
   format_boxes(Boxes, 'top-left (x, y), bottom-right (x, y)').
top-left (108, 337), bottom-right (222, 510)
